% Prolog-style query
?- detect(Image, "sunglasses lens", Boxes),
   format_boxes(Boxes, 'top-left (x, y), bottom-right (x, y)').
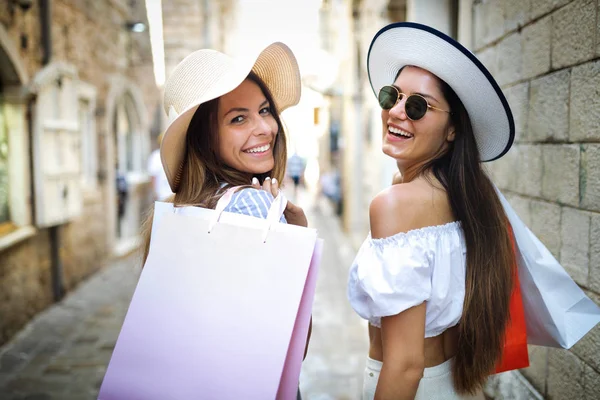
top-left (405, 95), bottom-right (428, 120)
top-left (378, 86), bottom-right (398, 110)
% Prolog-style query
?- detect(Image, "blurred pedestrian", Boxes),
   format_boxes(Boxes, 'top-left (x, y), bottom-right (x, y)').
top-left (146, 133), bottom-right (173, 201)
top-left (348, 22), bottom-right (516, 399)
top-left (287, 151), bottom-right (305, 199)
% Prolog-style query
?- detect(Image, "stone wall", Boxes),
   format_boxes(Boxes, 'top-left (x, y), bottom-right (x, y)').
top-left (474, 0), bottom-right (600, 398)
top-left (0, 0), bottom-right (159, 347)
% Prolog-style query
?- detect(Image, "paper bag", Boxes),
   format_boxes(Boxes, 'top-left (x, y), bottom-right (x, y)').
top-left (496, 188), bottom-right (600, 348)
top-left (495, 224), bottom-right (529, 373)
top-left (99, 191), bottom-right (322, 400)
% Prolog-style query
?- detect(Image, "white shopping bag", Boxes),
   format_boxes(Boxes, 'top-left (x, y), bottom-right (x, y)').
top-left (99, 190), bottom-right (322, 400)
top-left (497, 188), bottom-right (600, 348)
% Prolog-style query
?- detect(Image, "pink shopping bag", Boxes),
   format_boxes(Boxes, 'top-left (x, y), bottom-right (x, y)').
top-left (99, 192), bottom-right (322, 400)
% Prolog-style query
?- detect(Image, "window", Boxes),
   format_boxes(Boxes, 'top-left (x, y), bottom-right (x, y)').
top-left (0, 89), bottom-right (35, 245)
top-left (0, 28), bottom-right (35, 247)
top-left (31, 62), bottom-right (83, 227)
top-left (78, 82), bottom-right (97, 190)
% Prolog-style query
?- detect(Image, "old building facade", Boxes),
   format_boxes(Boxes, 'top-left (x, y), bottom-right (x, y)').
top-left (0, 0), bottom-right (160, 347)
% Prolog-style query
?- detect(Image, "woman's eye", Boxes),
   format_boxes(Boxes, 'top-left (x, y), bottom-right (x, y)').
top-left (259, 107), bottom-right (271, 115)
top-left (231, 115), bottom-right (245, 124)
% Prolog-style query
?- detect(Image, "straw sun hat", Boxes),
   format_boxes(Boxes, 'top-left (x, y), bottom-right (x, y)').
top-left (368, 22), bottom-right (514, 162)
top-left (160, 42), bottom-right (301, 192)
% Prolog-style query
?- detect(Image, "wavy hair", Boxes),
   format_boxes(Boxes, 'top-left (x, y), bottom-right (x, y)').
top-left (396, 66), bottom-right (514, 394)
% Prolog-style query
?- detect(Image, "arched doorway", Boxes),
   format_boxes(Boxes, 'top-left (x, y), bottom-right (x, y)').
top-left (105, 78), bottom-right (151, 256)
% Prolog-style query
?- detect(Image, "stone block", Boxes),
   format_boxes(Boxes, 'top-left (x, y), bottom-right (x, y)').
top-left (477, 46), bottom-right (498, 78)
top-left (542, 145), bottom-right (580, 206)
top-left (571, 290), bottom-right (600, 371)
top-left (516, 145), bottom-right (543, 197)
top-left (581, 145), bottom-right (600, 212)
top-left (560, 207), bottom-right (590, 286)
top-left (521, 345), bottom-right (548, 397)
top-left (590, 215), bottom-right (600, 292)
top-left (598, 0), bottom-right (600, 57)
top-left (487, 146), bottom-right (518, 192)
top-left (485, 370), bottom-right (543, 399)
top-left (521, 16), bottom-right (551, 80)
top-left (570, 60), bottom-right (600, 142)
top-left (496, 32), bottom-right (522, 86)
top-left (552, 0), bottom-right (596, 69)
top-left (528, 70), bottom-right (570, 142)
top-left (503, 82), bottom-right (529, 143)
top-left (505, 0), bottom-right (531, 31)
top-left (530, 200), bottom-right (562, 258)
top-left (547, 349), bottom-right (585, 399)
top-left (584, 362), bottom-right (600, 400)
top-left (504, 193), bottom-right (532, 227)
top-left (473, 0), bottom-right (505, 50)
top-left (530, 0), bottom-right (571, 19)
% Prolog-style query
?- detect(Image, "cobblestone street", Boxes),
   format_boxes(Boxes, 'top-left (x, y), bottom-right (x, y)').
top-left (0, 193), bottom-right (368, 400)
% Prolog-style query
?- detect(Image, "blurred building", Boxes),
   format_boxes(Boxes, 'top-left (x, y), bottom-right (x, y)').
top-left (319, 0), bottom-right (600, 398)
top-left (0, 0), bottom-right (160, 346)
top-left (161, 0), bottom-right (236, 80)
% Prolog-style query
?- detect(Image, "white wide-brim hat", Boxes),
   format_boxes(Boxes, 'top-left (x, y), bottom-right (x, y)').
top-left (161, 42), bottom-right (301, 192)
top-left (368, 22), bottom-right (514, 162)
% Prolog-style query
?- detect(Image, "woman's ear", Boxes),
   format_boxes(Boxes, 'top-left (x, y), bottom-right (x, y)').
top-left (447, 130), bottom-right (456, 142)
top-left (446, 123), bottom-right (456, 142)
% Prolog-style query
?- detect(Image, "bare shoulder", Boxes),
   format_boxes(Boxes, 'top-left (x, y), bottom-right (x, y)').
top-left (369, 178), bottom-right (453, 239)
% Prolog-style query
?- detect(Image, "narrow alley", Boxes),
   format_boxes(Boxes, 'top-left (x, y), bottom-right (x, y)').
top-left (0, 191), bottom-right (369, 400)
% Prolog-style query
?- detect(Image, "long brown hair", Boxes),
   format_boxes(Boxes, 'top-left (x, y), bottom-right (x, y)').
top-left (421, 79), bottom-right (514, 394)
top-left (140, 72), bottom-right (288, 262)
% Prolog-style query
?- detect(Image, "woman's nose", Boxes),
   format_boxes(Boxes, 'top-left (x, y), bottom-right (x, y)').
top-left (252, 116), bottom-right (271, 135)
top-left (389, 96), bottom-right (407, 120)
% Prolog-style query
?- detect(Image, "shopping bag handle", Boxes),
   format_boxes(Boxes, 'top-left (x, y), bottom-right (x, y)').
top-left (262, 191), bottom-right (288, 242)
top-left (207, 186), bottom-right (242, 233)
top-left (208, 186), bottom-right (289, 240)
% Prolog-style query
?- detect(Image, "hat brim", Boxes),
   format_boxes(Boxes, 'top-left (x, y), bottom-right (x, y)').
top-left (161, 42), bottom-right (301, 192)
top-left (367, 22), bottom-right (514, 162)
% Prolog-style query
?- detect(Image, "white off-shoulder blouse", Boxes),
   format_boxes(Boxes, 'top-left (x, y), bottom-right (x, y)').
top-left (347, 221), bottom-right (466, 338)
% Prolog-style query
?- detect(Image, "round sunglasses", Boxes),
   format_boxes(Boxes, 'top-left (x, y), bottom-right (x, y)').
top-left (378, 85), bottom-right (451, 121)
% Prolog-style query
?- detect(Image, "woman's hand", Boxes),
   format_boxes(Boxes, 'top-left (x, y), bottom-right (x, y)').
top-left (252, 177), bottom-right (308, 227)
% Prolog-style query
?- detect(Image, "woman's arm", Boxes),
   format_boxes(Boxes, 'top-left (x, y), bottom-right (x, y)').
top-left (376, 305), bottom-right (426, 400)
top-left (369, 187), bottom-right (427, 399)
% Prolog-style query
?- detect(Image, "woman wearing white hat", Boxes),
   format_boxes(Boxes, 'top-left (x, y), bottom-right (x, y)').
top-left (347, 23), bottom-right (516, 399)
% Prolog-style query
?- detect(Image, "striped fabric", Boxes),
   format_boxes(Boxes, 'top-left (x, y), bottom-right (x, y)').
top-left (223, 188), bottom-right (287, 223)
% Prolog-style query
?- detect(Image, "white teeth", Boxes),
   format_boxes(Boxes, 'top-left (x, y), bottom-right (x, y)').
top-left (389, 126), bottom-right (413, 137)
top-left (245, 144), bottom-right (270, 153)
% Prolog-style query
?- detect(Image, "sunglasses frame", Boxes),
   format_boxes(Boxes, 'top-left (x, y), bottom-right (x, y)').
top-left (378, 85), bottom-right (452, 120)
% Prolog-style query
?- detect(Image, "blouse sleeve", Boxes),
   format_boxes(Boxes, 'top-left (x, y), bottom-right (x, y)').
top-left (223, 188), bottom-right (287, 223)
top-left (347, 234), bottom-right (432, 327)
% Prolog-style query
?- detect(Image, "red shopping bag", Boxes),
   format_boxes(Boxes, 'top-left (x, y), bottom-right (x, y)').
top-left (495, 224), bottom-right (530, 373)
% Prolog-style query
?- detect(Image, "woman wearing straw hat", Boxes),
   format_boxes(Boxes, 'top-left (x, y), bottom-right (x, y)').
top-left (144, 42), bottom-right (307, 229)
top-left (347, 23), bottom-right (516, 399)
top-left (141, 43), bottom-right (311, 388)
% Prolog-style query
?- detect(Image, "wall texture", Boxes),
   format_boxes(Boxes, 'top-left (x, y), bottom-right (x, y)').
top-left (475, 0), bottom-right (600, 398)
top-left (0, 0), bottom-right (159, 347)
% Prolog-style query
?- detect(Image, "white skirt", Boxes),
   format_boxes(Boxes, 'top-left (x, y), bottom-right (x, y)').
top-left (362, 357), bottom-right (485, 400)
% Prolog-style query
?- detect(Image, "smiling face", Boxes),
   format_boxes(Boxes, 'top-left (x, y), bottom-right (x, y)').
top-left (217, 79), bottom-right (279, 175)
top-left (381, 66), bottom-right (455, 176)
